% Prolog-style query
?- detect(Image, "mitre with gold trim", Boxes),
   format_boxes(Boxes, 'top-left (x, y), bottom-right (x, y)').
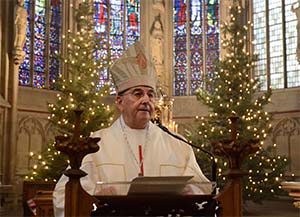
top-left (110, 41), bottom-right (157, 93)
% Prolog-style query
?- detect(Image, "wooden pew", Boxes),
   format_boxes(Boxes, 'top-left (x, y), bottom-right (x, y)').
top-left (23, 181), bottom-right (55, 217)
top-left (33, 190), bottom-right (54, 216)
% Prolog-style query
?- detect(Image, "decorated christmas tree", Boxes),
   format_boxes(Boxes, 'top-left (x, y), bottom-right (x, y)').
top-left (25, 1), bottom-right (114, 182)
top-left (187, 3), bottom-right (288, 203)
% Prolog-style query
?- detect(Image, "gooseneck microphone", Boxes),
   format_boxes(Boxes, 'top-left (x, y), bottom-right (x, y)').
top-left (156, 122), bottom-right (217, 183)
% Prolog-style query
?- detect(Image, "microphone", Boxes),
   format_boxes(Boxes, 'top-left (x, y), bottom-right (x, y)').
top-left (156, 122), bottom-right (217, 183)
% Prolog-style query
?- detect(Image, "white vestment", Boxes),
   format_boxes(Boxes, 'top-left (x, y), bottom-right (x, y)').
top-left (53, 116), bottom-right (210, 217)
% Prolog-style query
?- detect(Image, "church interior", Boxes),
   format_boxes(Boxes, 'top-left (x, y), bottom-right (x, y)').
top-left (0, 0), bottom-right (300, 216)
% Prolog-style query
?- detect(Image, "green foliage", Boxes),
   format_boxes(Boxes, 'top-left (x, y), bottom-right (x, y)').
top-left (49, 1), bottom-right (114, 137)
top-left (188, 4), bottom-right (288, 203)
top-left (25, 1), bottom-right (114, 182)
top-left (242, 145), bottom-right (288, 203)
top-left (25, 141), bottom-right (68, 182)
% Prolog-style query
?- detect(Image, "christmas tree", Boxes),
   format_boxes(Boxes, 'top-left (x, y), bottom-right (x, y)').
top-left (25, 0), bottom-right (114, 182)
top-left (187, 3), bottom-right (288, 203)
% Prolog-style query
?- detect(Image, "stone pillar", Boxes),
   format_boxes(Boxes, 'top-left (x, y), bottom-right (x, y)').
top-left (4, 0), bottom-right (27, 186)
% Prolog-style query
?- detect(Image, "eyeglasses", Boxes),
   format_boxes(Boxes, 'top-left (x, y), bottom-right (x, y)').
top-left (121, 87), bottom-right (156, 101)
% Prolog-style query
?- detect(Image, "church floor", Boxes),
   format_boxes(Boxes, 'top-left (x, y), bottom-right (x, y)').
top-left (243, 198), bottom-right (299, 217)
top-left (1, 198), bottom-right (299, 217)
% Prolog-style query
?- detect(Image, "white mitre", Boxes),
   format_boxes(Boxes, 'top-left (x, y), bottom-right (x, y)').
top-left (110, 41), bottom-right (157, 93)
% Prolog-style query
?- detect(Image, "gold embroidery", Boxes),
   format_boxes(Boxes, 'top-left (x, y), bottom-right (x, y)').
top-left (136, 51), bottom-right (147, 70)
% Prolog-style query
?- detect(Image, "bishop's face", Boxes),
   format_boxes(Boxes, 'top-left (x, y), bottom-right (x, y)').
top-left (116, 86), bottom-right (156, 129)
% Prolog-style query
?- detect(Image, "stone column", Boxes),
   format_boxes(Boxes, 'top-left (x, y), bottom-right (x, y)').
top-left (5, 0), bottom-right (27, 186)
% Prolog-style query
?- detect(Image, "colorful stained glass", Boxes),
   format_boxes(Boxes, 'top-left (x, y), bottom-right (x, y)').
top-left (126, 0), bottom-right (140, 47)
top-left (49, 0), bottom-right (61, 89)
top-left (205, 0), bottom-right (219, 80)
top-left (174, 0), bottom-right (220, 96)
top-left (190, 0), bottom-right (203, 93)
top-left (94, 0), bottom-right (140, 89)
top-left (174, 0), bottom-right (188, 96)
top-left (110, 0), bottom-right (124, 59)
top-left (94, 0), bottom-right (110, 87)
top-left (33, 0), bottom-right (46, 88)
top-left (94, 0), bottom-right (108, 33)
top-left (19, 0), bottom-right (62, 89)
top-left (19, 0), bottom-right (140, 90)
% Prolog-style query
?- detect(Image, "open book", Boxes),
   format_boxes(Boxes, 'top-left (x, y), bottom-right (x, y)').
top-left (94, 176), bottom-right (215, 196)
top-left (127, 176), bottom-right (193, 195)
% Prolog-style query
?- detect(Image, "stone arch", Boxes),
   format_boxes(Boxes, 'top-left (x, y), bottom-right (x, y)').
top-left (16, 116), bottom-right (46, 174)
top-left (272, 117), bottom-right (300, 173)
top-left (44, 121), bottom-right (57, 148)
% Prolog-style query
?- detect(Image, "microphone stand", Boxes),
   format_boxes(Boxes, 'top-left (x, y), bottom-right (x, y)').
top-left (156, 122), bottom-right (217, 186)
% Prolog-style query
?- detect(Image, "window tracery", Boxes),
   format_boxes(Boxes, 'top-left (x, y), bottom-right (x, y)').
top-left (173, 0), bottom-right (220, 96)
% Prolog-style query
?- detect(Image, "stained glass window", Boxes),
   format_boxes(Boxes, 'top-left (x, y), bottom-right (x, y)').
top-left (253, 0), bottom-right (300, 90)
top-left (94, 0), bottom-right (140, 88)
top-left (173, 0), bottom-right (220, 96)
top-left (19, 0), bottom-right (62, 89)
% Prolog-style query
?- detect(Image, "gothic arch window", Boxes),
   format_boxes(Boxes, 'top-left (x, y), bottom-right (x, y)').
top-left (19, 0), bottom-right (62, 89)
top-left (173, 0), bottom-right (220, 96)
top-left (94, 0), bottom-right (140, 88)
top-left (18, 0), bottom-right (140, 90)
top-left (252, 1), bottom-right (300, 90)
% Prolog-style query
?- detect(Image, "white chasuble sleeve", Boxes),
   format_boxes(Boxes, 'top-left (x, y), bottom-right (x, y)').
top-left (52, 154), bottom-right (100, 217)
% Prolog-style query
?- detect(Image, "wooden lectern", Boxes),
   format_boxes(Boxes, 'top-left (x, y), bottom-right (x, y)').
top-left (92, 194), bottom-right (218, 216)
top-left (52, 112), bottom-right (259, 217)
